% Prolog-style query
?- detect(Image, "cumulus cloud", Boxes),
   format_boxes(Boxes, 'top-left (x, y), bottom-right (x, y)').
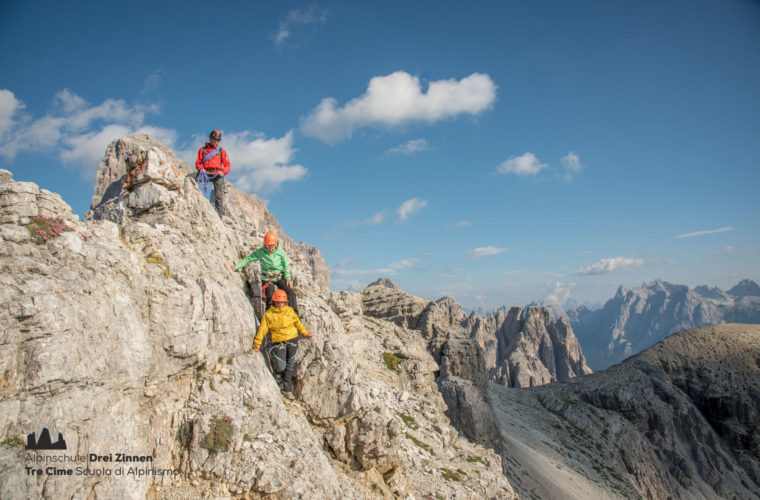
top-left (466, 246), bottom-right (512, 260)
top-left (301, 71), bottom-right (497, 144)
top-left (1, 87), bottom-right (308, 193)
top-left (545, 282), bottom-right (576, 305)
top-left (397, 198), bottom-right (427, 220)
top-left (560, 151), bottom-right (583, 181)
top-left (0, 89), bottom-right (25, 137)
top-left (218, 130), bottom-right (307, 195)
top-left (385, 138), bottom-right (431, 156)
top-left (497, 152), bottom-right (548, 176)
top-left (0, 88), bottom-right (163, 177)
top-left (577, 256), bottom-right (645, 275)
top-left (674, 227), bottom-right (732, 239)
top-left (272, 7), bottom-right (328, 52)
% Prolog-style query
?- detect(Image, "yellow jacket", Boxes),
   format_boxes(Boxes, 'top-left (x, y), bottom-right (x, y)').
top-left (254, 305), bottom-right (309, 349)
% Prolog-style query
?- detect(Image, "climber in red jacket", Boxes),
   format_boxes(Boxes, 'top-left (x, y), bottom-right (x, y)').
top-left (195, 129), bottom-right (231, 218)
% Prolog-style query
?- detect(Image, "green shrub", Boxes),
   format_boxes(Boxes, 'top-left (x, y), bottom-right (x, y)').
top-left (203, 416), bottom-right (234, 454)
top-left (383, 352), bottom-right (405, 371)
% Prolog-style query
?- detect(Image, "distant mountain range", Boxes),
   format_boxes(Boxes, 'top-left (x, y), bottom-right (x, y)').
top-left (565, 279), bottom-right (760, 370)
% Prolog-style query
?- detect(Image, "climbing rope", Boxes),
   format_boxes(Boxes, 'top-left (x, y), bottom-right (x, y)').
top-left (197, 169), bottom-right (211, 196)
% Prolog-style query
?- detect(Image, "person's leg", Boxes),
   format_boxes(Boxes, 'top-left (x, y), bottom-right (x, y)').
top-left (263, 282), bottom-right (276, 310)
top-left (276, 279), bottom-right (299, 315)
top-left (271, 343), bottom-right (287, 382)
top-left (212, 175), bottom-right (226, 217)
top-left (282, 341), bottom-right (299, 393)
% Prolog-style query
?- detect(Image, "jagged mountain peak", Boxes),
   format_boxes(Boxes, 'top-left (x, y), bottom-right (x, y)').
top-left (729, 279), bottom-right (760, 297)
top-left (366, 276), bottom-right (400, 290)
top-left (569, 278), bottom-right (760, 371)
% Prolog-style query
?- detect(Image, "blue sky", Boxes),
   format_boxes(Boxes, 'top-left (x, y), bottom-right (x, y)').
top-left (1, 0), bottom-right (759, 310)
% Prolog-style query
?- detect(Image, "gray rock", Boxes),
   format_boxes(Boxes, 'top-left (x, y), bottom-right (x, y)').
top-left (0, 136), bottom-right (516, 500)
top-left (491, 324), bottom-right (760, 500)
top-left (568, 279), bottom-right (760, 370)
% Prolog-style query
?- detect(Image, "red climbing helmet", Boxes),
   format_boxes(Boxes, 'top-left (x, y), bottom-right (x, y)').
top-left (273, 289), bottom-right (288, 303)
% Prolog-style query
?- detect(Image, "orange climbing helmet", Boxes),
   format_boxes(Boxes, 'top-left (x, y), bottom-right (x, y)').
top-left (264, 232), bottom-right (278, 245)
top-left (272, 289), bottom-right (288, 303)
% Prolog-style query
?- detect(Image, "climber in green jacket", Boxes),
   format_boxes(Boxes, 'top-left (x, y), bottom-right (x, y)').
top-left (232, 232), bottom-right (299, 314)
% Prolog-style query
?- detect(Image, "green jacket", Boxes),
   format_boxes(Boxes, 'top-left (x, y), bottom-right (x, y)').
top-left (234, 246), bottom-right (291, 281)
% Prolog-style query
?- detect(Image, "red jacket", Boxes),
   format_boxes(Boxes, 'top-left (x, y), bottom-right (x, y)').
top-left (195, 143), bottom-right (231, 175)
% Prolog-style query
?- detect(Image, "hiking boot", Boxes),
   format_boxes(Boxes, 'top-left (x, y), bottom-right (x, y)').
top-left (282, 390), bottom-right (295, 401)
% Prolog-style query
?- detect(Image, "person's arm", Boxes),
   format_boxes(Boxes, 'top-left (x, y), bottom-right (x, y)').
top-left (195, 147), bottom-right (204, 171)
top-left (292, 313), bottom-right (312, 338)
top-left (234, 249), bottom-right (261, 271)
top-left (221, 148), bottom-right (231, 176)
top-left (253, 313), bottom-right (269, 352)
top-left (280, 249), bottom-right (292, 282)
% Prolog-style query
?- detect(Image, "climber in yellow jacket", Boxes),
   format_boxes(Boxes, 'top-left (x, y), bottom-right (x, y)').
top-left (253, 289), bottom-right (314, 399)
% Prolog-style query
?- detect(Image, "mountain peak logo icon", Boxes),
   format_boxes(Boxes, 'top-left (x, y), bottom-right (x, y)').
top-left (25, 427), bottom-right (67, 450)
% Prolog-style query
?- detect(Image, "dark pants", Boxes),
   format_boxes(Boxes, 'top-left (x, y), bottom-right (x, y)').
top-left (271, 340), bottom-right (298, 391)
top-left (196, 172), bottom-right (226, 218)
top-left (263, 279), bottom-right (299, 315)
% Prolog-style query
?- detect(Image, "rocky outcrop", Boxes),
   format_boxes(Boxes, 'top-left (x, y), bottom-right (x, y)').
top-left (86, 134), bottom-right (330, 292)
top-left (0, 136), bottom-right (515, 500)
top-left (473, 306), bottom-right (592, 388)
top-left (491, 324), bottom-right (760, 500)
top-left (359, 281), bottom-right (592, 446)
top-left (568, 279), bottom-right (760, 370)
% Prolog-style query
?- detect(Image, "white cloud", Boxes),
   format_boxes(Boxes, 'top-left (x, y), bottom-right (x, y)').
top-left (545, 282), bottom-right (576, 305)
top-left (497, 152), bottom-right (548, 176)
top-left (1, 87), bottom-right (307, 194)
top-left (332, 257), bottom-right (420, 277)
top-left (674, 227), bottom-right (732, 239)
top-left (447, 220), bottom-right (472, 229)
top-left (385, 138), bottom-right (431, 156)
top-left (342, 210), bottom-right (386, 228)
top-left (61, 124), bottom-right (178, 177)
top-left (218, 130), bottom-right (307, 195)
top-left (710, 245), bottom-right (759, 255)
top-left (272, 7), bottom-right (328, 52)
top-left (397, 198), bottom-right (427, 220)
top-left (336, 258), bottom-right (357, 268)
top-left (0, 89), bottom-right (25, 137)
top-left (560, 151), bottom-right (583, 181)
top-left (577, 256), bottom-right (645, 275)
top-left (0, 88), bottom-right (164, 177)
top-left (466, 246), bottom-right (511, 260)
top-left (301, 71), bottom-right (497, 144)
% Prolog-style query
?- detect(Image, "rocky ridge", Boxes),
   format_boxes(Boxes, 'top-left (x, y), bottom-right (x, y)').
top-left (0, 136), bottom-right (515, 499)
top-left (490, 323), bottom-right (760, 500)
top-left (567, 279), bottom-right (760, 370)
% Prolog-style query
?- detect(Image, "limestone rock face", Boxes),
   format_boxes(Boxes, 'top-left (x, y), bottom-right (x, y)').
top-left (360, 281), bottom-right (429, 328)
top-left (90, 134), bottom-right (189, 209)
top-left (359, 280), bottom-right (592, 444)
top-left (473, 306), bottom-right (592, 388)
top-left (362, 281), bottom-right (591, 389)
top-left (491, 324), bottom-right (760, 500)
top-left (0, 141), bottom-right (515, 500)
top-left (87, 134), bottom-right (330, 292)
